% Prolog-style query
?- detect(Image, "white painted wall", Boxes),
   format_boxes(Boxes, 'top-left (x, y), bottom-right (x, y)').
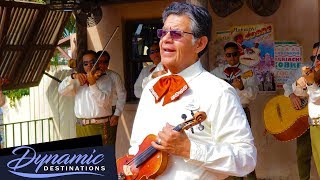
top-left (1, 65), bottom-right (76, 148)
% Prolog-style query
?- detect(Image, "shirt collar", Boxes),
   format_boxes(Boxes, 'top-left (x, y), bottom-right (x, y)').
top-left (167, 60), bottom-right (204, 83)
top-left (226, 63), bottom-right (240, 68)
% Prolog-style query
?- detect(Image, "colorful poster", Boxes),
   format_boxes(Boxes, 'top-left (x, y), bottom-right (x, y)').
top-left (274, 41), bottom-right (302, 89)
top-left (213, 24), bottom-right (276, 91)
top-left (231, 24), bottom-right (275, 91)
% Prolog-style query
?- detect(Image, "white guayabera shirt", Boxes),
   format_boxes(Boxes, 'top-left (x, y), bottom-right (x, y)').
top-left (129, 61), bottom-right (257, 180)
top-left (58, 75), bottom-right (113, 119)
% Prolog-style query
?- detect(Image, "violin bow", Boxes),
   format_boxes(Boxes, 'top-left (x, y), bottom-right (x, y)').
top-left (90, 26), bottom-right (119, 73)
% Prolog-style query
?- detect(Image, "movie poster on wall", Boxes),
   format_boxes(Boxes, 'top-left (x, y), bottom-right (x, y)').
top-left (213, 23), bottom-right (276, 91)
top-left (274, 41), bottom-right (302, 89)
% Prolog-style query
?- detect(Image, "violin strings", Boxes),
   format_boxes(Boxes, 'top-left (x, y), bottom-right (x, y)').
top-left (124, 123), bottom-right (188, 167)
top-left (125, 146), bottom-right (156, 166)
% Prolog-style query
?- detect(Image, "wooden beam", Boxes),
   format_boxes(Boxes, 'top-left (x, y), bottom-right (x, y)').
top-left (56, 46), bottom-right (71, 59)
top-left (76, 22), bottom-right (87, 68)
top-left (58, 36), bottom-right (70, 45)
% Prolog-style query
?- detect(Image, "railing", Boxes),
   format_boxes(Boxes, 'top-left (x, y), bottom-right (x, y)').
top-left (0, 117), bottom-right (55, 148)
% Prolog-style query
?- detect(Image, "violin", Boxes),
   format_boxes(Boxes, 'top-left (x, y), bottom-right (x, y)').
top-left (117, 111), bottom-right (207, 180)
top-left (79, 26), bottom-right (119, 86)
top-left (80, 68), bottom-right (106, 86)
top-left (92, 68), bottom-right (106, 79)
top-left (305, 63), bottom-right (320, 75)
top-left (304, 63), bottom-right (320, 84)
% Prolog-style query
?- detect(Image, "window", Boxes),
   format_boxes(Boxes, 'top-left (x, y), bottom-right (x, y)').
top-left (124, 19), bottom-right (162, 102)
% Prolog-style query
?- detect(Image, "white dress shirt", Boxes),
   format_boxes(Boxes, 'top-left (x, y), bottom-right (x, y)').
top-left (210, 63), bottom-right (259, 106)
top-left (129, 61), bottom-right (256, 179)
top-left (302, 84), bottom-right (320, 119)
top-left (134, 64), bottom-right (156, 98)
top-left (0, 91), bottom-right (5, 107)
top-left (58, 75), bottom-right (113, 119)
top-left (105, 69), bottom-right (127, 116)
top-left (290, 62), bottom-right (320, 119)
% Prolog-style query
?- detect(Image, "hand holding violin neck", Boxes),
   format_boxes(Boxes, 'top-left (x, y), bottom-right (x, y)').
top-left (302, 66), bottom-right (315, 84)
top-left (86, 71), bottom-right (97, 85)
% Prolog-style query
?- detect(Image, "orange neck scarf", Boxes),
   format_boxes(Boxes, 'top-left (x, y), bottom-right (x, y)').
top-left (150, 75), bottom-right (189, 106)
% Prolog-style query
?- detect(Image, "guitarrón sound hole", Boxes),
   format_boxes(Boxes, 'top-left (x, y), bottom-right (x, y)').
top-left (276, 104), bottom-right (283, 122)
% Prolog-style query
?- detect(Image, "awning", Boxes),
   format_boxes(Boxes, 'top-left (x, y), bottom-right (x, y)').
top-left (0, 1), bottom-right (71, 90)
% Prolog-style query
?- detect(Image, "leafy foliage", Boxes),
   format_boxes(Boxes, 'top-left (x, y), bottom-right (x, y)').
top-left (3, 89), bottom-right (30, 107)
top-left (63, 15), bottom-right (76, 37)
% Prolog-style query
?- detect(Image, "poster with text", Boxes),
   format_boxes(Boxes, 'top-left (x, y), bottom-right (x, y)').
top-left (274, 41), bottom-right (302, 89)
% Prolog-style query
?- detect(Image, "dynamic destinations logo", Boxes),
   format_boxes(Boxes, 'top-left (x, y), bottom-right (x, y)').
top-left (6, 146), bottom-right (107, 178)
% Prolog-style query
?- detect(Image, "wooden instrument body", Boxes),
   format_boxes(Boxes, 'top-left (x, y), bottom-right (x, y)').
top-left (117, 134), bottom-right (168, 180)
top-left (117, 111), bottom-right (207, 179)
top-left (264, 95), bottom-right (309, 141)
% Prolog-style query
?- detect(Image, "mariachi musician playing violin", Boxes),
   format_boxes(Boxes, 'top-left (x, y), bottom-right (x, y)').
top-left (125, 2), bottom-right (256, 180)
top-left (58, 50), bottom-right (113, 145)
top-left (210, 42), bottom-right (259, 179)
top-left (294, 42), bottom-right (320, 176)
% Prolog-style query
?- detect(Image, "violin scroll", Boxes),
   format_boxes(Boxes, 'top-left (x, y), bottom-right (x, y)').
top-left (180, 111), bottom-right (207, 131)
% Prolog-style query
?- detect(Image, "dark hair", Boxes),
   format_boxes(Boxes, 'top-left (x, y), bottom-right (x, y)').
top-left (162, 2), bottom-right (212, 58)
top-left (76, 50), bottom-right (97, 73)
top-left (97, 50), bottom-right (110, 63)
top-left (224, 42), bottom-right (239, 51)
top-left (313, 42), bottom-right (320, 49)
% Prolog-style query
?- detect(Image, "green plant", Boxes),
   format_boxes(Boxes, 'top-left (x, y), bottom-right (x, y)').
top-left (3, 89), bottom-right (30, 107)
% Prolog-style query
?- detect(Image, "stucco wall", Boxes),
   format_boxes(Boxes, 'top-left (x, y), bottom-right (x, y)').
top-left (208, 0), bottom-right (319, 70)
top-left (87, 0), bottom-right (319, 179)
top-left (208, 0), bottom-right (319, 179)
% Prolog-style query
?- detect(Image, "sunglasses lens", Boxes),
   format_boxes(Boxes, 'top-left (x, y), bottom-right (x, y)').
top-left (157, 29), bottom-right (183, 40)
top-left (226, 52), bottom-right (239, 58)
top-left (157, 29), bottom-right (166, 38)
top-left (170, 30), bottom-right (182, 40)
